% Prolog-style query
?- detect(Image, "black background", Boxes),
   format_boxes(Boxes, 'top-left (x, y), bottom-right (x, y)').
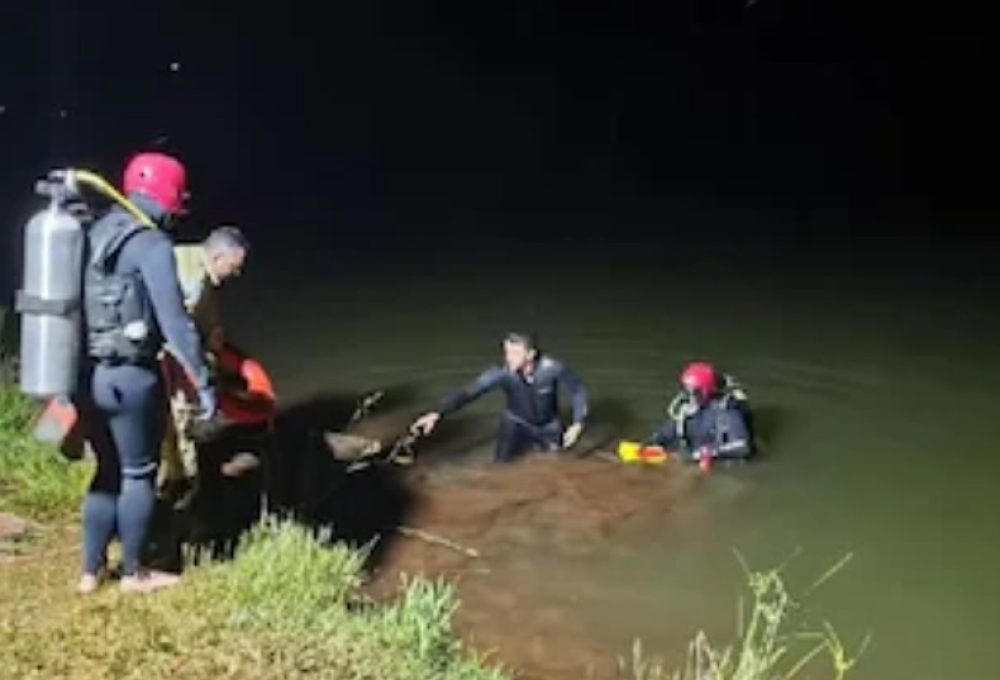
top-left (3, 1), bottom-right (1000, 298)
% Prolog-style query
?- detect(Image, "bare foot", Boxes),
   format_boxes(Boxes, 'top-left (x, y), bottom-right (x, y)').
top-left (76, 573), bottom-right (100, 595)
top-left (120, 570), bottom-right (181, 594)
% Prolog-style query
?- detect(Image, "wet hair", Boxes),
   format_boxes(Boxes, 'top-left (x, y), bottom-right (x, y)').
top-left (504, 331), bottom-right (539, 353)
top-left (205, 226), bottom-right (249, 255)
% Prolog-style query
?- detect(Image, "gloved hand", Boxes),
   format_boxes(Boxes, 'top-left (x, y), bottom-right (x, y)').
top-left (185, 388), bottom-right (223, 444)
top-left (692, 445), bottom-right (715, 461)
top-left (411, 412), bottom-right (441, 436)
top-left (195, 386), bottom-right (217, 421)
top-left (693, 445), bottom-right (715, 472)
top-left (562, 422), bottom-right (584, 449)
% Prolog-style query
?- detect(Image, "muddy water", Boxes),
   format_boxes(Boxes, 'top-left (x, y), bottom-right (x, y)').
top-left (230, 236), bottom-right (1000, 679)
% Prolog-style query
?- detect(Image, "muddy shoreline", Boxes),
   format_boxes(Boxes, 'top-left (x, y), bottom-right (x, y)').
top-left (365, 457), bottom-right (703, 679)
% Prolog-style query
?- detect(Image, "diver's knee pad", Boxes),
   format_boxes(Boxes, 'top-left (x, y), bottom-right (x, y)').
top-left (122, 460), bottom-right (159, 481)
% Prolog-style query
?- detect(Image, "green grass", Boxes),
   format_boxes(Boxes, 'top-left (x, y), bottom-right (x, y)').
top-left (0, 518), bottom-right (508, 680)
top-left (0, 310), bottom-right (92, 518)
top-left (0, 305), bottom-right (16, 386)
top-left (621, 555), bottom-right (869, 680)
top-left (0, 386), bottom-right (93, 519)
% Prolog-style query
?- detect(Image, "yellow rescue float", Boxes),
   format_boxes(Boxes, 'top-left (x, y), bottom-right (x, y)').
top-left (616, 440), bottom-right (671, 465)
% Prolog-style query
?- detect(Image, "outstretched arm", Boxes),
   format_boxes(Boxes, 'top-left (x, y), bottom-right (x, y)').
top-left (439, 367), bottom-right (506, 417)
top-left (647, 420), bottom-right (679, 449)
top-left (413, 367), bottom-right (506, 436)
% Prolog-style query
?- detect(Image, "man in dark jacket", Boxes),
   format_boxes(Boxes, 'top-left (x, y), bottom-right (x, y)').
top-left (412, 332), bottom-right (588, 462)
top-left (77, 152), bottom-right (214, 595)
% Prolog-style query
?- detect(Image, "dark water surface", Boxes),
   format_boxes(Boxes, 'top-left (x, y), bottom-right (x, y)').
top-left (228, 229), bottom-right (1000, 678)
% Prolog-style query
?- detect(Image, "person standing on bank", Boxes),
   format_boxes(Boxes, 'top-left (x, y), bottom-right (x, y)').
top-left (173, 226), bottom-right (249, 355)
top-left (77, 152), bottom-right (215, 594)
top-left (411, 332), bottom-right (588, 462)
top-left (160, 226), bottom-right (252, 498)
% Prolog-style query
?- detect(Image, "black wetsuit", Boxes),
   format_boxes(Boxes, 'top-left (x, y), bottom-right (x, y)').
top-left (439, 355), bottom-right (588, 462)
top-left (80, 194), bottom-right (209, 577)
top-left (649, 393), bottom-right (753, 462)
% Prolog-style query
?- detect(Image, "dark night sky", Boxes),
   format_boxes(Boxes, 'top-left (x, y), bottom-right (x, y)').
top-left (3, 1), bottom-right (1000, 298)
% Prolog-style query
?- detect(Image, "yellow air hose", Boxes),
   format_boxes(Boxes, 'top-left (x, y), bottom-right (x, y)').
top-left (71, 169), bottom-right (157, 228)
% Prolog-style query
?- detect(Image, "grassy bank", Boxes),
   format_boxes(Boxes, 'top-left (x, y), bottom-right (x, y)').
top-left (0, 313), bottom-right (92, 519)
top-left (0, 518), bottom-right (507, 680)
top-left (0, 378), bottom-right (864, 680)
top-left (0, 379), bottom-right (507, 679)
top-left (0, 385), bottom-right (93, 519)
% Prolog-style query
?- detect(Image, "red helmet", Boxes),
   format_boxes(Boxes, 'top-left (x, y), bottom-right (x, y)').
top-left (122, 152), bottom-right (188, 214)
top-left (680, 361), bottom-right (717, 401)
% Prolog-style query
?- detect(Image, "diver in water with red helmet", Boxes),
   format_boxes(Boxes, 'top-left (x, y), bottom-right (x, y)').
top-left (646, 361), bottom-right (754, 466)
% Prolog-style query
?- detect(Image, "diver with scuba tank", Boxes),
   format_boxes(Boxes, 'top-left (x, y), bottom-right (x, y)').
top-left (17, 152), bottom-right (215, 594)
top-left (83, 152), bottom-right (216, 593)
top-left (645, 361), bottom-right (754, 469)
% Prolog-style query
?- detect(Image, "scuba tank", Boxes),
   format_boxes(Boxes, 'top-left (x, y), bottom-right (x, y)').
top-left (15, 172), bottom-right (87, 398)
top-left (14, 168), bottom-right (153, 398)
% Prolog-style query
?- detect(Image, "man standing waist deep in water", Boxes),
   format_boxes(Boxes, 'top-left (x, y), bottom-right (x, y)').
top-left (411, 332), bottom-right (588, 462)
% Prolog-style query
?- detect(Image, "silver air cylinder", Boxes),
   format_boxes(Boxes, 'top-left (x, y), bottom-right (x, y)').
top-left (16, 198), bottom-right (84, 397)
